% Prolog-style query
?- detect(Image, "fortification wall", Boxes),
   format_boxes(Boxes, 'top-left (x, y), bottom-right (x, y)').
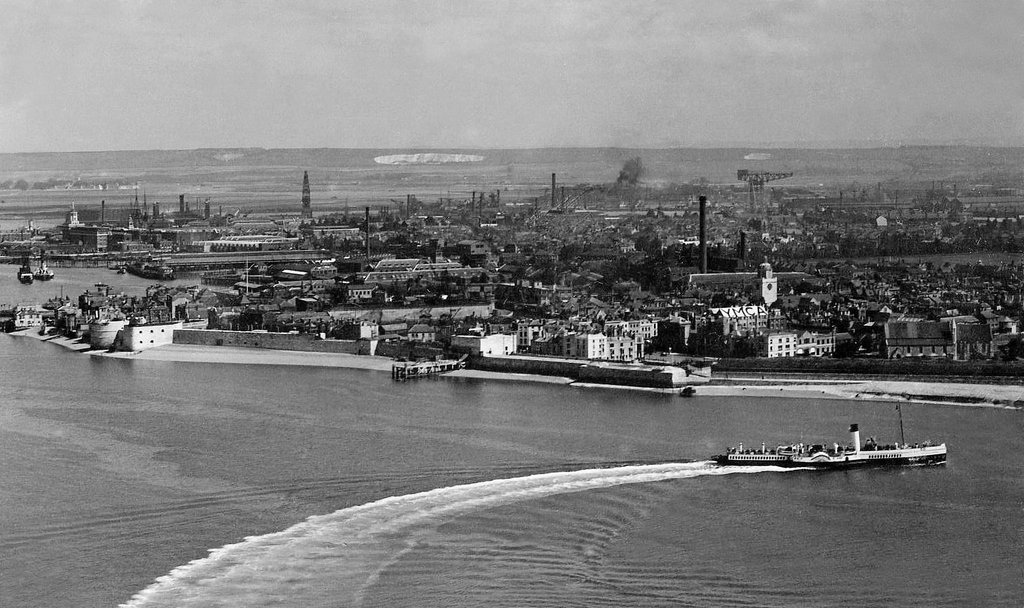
top-left (173, 329), bottom-right (375, 355)
top-left (328, 303), bottom-right (493, 324)
top-left (578, 363), bottom-right (686, 388)
top-left (468, 354), bottom-right (694, 388)
top-left (375, 341), bottom-right (446, 360)
top-left (88, 319), bottom-right (127, 349)
top-left (467, 354), bottom-right (584, 378)
top-left (118, 321), bottom-right (182, 351)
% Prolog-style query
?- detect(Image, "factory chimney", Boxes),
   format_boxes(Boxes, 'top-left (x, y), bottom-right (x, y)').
top-left (365, 206), bottom-right (371, 261)
top-left (699, 196), bottom-right (708, 274)
top-left (301, 171), bottom-right (312, 219)
top-left (738, 230), bottom-right (747, 264)
top-left (179, 194), bottom-right (185, 214)
top-left (100, 200), bottom-right (105, 224)
top-left (551, 173), bottom-right (556, 209)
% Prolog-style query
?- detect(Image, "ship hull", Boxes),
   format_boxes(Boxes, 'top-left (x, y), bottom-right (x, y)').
top-left (125, 264), bottom-right (175, 281)
top-left (715, 447), bottom-right (947, 469)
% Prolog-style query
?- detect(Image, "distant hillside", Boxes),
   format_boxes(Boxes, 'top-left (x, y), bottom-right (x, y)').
top-left (2, 146), bottom-right (1023, 188)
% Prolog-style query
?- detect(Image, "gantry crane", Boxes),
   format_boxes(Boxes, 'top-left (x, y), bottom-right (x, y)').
top-left (738, 169), bottom-right (793, 207)
top-left (737, 169), bottom-right (793, 232)
top-left (737, 169), bottom-right (793, 192)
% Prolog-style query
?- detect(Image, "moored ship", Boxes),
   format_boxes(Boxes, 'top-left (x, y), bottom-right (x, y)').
top-left (714, 423), bottom-right (946, 469)
top-left (125, 261), bottom-right (175, 281)
top-left (17, 263), bottom-right (34, 284)
top-left (32, 262), bottom-right (54, 281)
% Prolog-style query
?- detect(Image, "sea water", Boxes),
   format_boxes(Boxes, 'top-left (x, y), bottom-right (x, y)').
top-left (1, 331), bottom-right (1022, 607)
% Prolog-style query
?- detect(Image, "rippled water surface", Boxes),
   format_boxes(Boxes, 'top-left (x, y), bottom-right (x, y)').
top-left (1, 334), bottom-right (1021, 608)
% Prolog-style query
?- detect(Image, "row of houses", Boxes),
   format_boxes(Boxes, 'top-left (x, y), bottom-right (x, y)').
top-left (760, 330), bottom-right (838, 358)
top-left (882, 319), bottom-right (997, 360)
top-left (441, 317), bottom-right (663, 362)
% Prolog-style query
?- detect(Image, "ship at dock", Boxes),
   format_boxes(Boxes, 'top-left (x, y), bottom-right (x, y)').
top-left (32, 261), bottom-right (54, 281)
top-left (714, 422), bottom-right (946, 469)
top-left (125, 261), bottom-right (175, 281)
top-left (16, 263), bottom-right (34, 284)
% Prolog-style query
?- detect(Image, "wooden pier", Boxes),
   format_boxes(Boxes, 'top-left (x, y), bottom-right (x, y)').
top-left (392, 356), bottom-right (466, 380)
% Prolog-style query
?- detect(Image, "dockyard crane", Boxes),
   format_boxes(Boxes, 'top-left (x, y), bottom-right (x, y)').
top-left (737, 169), bottom-right (794, 194)
top-left (737, 169), bottom-right (794, 233)
top-left (738, 169), bottom-right (793, 211)
top-left (551, 184), bottom-right (601, 213)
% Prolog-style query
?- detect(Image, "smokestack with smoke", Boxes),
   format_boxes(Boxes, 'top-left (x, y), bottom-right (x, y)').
top-left (617, 157), bottom-right (645, 186)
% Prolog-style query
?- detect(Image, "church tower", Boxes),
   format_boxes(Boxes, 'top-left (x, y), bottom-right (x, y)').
top-left (758, 259), bottom-right (777, 307)
top-left (300, 171), bottom-right (312, 219)
top-left (65, 202), bottom-right (80, 227)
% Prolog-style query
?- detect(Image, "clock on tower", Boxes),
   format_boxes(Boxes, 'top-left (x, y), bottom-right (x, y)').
top-left (759, 259), bottom-right (777, 307)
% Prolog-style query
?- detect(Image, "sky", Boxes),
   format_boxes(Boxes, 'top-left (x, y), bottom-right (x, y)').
top-left (1, 0), bottom-right (1022, 153)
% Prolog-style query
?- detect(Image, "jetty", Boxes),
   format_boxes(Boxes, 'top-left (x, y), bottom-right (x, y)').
top-left (392, 356), bottom-right (467, 380)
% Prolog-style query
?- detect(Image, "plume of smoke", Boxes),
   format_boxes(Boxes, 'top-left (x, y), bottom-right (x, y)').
top-left (616, 157), bottom-right (645, 186)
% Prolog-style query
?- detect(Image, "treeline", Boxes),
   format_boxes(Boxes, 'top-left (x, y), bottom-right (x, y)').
top-left (0, 178), bottom-right (139, 190)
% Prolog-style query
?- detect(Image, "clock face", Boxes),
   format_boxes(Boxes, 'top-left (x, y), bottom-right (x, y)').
top-left (766, 284), bottom-right (774, 291)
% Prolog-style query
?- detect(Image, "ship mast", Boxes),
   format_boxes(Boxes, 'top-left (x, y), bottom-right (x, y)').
top-left (897, 403), bottom-right (906, 446)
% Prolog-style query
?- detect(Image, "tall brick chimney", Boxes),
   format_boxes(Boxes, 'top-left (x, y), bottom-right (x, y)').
top-left (699, 196), bottom-right (708, 274)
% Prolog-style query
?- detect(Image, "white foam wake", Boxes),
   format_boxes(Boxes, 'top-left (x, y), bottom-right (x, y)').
top-left (120, 461), bottom-right (792, 608)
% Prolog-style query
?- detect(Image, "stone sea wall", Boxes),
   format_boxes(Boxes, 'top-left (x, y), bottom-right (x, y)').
top-left (467, 354), bottom-right (693, 388)
top-left (174, 329), bottom-right (375, 355)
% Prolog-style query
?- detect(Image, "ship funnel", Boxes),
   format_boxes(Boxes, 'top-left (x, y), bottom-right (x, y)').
top-left (850, 424), bottom-right (860, 454)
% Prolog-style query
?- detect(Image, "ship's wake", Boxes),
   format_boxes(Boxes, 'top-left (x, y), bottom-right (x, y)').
top-left (120, 461), bottom-right (796, 608)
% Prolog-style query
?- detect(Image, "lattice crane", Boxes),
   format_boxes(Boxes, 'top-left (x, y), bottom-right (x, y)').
top-left (737, 169), bottom-right (793, 209)
top-left (737, 169), bottom-right (793, 191)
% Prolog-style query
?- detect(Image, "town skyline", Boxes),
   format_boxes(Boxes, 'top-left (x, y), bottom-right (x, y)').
top-left (2, 0), bottom-right (1022, 154)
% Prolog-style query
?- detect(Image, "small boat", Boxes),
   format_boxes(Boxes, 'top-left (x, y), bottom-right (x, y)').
top-left (32, 262), bottom-right (54, 281)
top-left (714, 421), bottom-right (946, 469)
top-left (17, 264), bottom-right (33, 284)
top-left (680, 386), bottom-right (696, 397)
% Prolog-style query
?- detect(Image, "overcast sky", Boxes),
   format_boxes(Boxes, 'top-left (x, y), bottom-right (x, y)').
top-left (1, 0), bottom-right (1022, 152)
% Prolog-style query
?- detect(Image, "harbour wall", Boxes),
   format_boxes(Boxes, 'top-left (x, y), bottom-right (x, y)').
top-left (173, 329), bottom-right (375, 355)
